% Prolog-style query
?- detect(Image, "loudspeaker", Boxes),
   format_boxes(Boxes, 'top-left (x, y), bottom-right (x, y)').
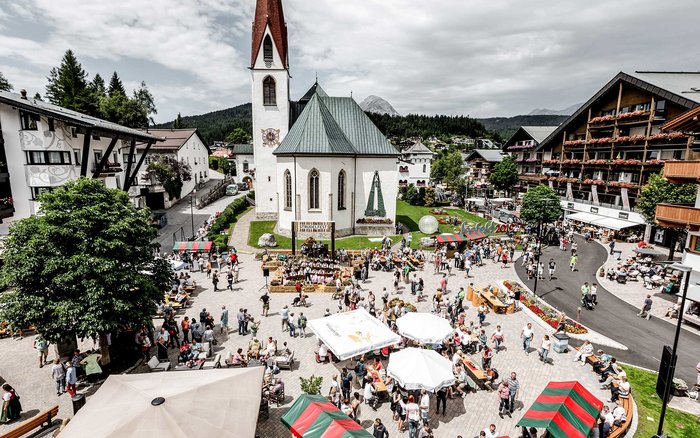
top-left (263, 268), bottom-right (270, 277)
top-left (513, 291), bottom-right (521, 301)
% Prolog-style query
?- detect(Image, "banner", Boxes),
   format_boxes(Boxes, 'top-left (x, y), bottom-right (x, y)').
top-left (293, 221), bottom-right (334, 234)
top-left (591, 184), bottom-right (599, 205)
top-left (621, 188), bottom-right (630, 210)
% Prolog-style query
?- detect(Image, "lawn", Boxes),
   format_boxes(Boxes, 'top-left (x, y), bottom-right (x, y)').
top-left (248, 221), bottom-right (401, 250)
top-left (396, 200), bottom-right (487, 243)
top-left (626, 365), bottom-right (700, 437)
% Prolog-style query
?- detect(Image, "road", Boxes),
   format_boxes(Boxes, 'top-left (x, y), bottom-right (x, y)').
top-left (515, 239), bottom-right (700, 384)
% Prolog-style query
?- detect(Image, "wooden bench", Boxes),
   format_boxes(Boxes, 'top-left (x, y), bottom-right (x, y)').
top-left (608, 394), bottom-right (634, 438)
top-left (3, 405), bottom-right (59, 438)
top-left (481, 291), bottom-right (507, 313)
top-left (574, 346), bottom-right (601, 367)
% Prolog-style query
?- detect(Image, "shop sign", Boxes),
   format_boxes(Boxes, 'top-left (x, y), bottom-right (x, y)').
top-left (293, 221), bottom-right (334, 234)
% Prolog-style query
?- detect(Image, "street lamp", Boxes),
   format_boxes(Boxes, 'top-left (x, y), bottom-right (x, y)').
top-left (531, 198), bottom-right (561, 297)
top-left (654, 262), bottom-right (692, 438)
top-left (190, 189), bottom-right (197, 240)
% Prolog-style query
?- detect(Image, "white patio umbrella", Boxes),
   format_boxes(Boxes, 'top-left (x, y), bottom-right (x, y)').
top-left (396, 312), bottom-right (454, 344)
top-left (58, 367), bottom-right (264, 438)
top-left (387, 347), bottom-right (455, 392)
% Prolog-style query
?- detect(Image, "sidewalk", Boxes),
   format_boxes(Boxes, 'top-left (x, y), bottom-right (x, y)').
top-left (228, 207), bottom-right (256, 253)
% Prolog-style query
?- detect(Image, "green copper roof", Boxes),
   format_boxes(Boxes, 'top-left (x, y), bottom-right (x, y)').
top-left (274, 84), bottom-right (399, 157)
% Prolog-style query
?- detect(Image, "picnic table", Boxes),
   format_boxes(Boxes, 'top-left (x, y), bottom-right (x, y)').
top-left (462, 357), bottom-right (488, 389)
top-left (480, 289), bottom-right (508, 313)
top-left (367, 366), bottom-right (388, 393)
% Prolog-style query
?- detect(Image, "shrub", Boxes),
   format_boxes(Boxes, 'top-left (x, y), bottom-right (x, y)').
top-left (299, 375), bottom-right (323, 395)
top-left (208, 197), bottom-right (249, 237)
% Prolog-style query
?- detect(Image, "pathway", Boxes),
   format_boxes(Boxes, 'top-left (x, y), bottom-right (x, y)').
top-left (514, 238), bottom-right (700, 385)
top-left (228, 207), bottom-right (256, 253)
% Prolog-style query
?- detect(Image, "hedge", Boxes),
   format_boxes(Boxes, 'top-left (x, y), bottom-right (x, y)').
top-left (208, 197), bottom-right (250, 238)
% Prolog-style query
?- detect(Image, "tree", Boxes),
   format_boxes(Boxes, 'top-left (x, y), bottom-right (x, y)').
top-left (520, 184), bottom-right (562, 225)
top-left (33, 92), bottom-right (42, 101)
top-left (431, 151), bottom-right (465, 191)
top-left (638, 172), bottom-right (697, 260)
top-left (45, 50), bottom-right (100, 116)
top-left (107, 71), bottom-right (126, 97)
top-left (145, 155), bottom-right (193, 200)
top-left (0, 178), bottom-right (171, 365)
top-left (133, 81), bottom-right (157, 126)
top-left (90, 73), bottom-right (106, 97)
top-left (172, 112), bottom-right (185, 129)
top-left (99, 92), bottom-right (149, 128)
top-left (0, 71), bottom-right (12, 91)
top-left (225, 127), bottom-right (251, 144)
top-left (489, 155), bottom-right (519, 195)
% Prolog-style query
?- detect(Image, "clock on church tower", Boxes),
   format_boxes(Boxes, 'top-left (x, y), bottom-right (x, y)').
top-left (262, 128), bottom-right (280, 147)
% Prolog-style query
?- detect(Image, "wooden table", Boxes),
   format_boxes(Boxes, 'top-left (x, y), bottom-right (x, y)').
top-left (480, 290), bottom-right (508, 313)
top-left (462, 357), bottom-right (488, 389)
top-left (367, 366), bottom-right (388, 393)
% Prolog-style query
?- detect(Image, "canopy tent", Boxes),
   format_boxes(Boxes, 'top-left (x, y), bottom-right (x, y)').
top-left (565, 212), bottom-right (601, 225)
top-left (59, 368), bottom-right (264, 438)
top-left (633, 247), bottom-right (665, 256)
top-left (516, 381), bottom-right (604, 438)
top-left (464, 230), bottom-right (487, 240)
top-left (169, 259), bottom-right (189, 271)
top-left (592, 217), bottom-right (641, 231)
top-left (308, 308), bottom-right (400, 360)
top-left (491, 197), bottom-right (512, 204)
top-left (282, 394), bottom-right (372, 438)
top-left (396, 312), bottom-right (454, 344)
top-left (435, 234), bottom-right (464, 244)
top-left (387, 347), bottom-right (455, 392)
top-left (172, 240), bottom-right (213, 252)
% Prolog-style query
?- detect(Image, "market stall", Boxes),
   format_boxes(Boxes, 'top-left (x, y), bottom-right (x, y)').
top-left (59, 368), bottom-right (264, 438)
top-left (516, 381), bottom-right (603, 438)
top-left (387, 347), bottom-right (455, 392)
top-left (307, 308), bottom-right (400, 360)
top-left (172, 240), bottom-right (213, 252)
top-left (281, 394), bottom-right (373, 438)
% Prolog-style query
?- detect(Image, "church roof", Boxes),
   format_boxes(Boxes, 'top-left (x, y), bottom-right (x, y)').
top-left (251, 0), bottom-right (288, 69)
top-left (299, 82), bottom-right (328, 103)
top-left (403, 141), bottom-right (434, 155)
top-left (274, 86), bottom-right (400, 157)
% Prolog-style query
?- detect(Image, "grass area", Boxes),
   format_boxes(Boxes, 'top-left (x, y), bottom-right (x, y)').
top-left (248, 221), bottom-right (402, 250)
top-left (396, 200), bottom-right (487, 242)
top-left (626, 365), bottom-right (700, 437)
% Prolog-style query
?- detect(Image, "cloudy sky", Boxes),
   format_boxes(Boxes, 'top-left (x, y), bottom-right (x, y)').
top-left (0, 0), bottom-right (698, 123)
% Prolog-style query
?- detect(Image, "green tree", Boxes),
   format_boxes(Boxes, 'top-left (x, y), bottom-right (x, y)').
top-left (146, 155), bottom-right (193, 200)
top-left (638, 172), bottom-right (697, 260)
top-left (133, 81), bottom-right (157, 126)
top-left (0, 71), bottom-right (12, 91)
top-left (520, 184), bottom-right (562, 225)
top-left (107, 71), bottom-right (126, 97)
top-left (431, 151), bottom-right (465, 191)
top-left (90, 73), bottom-right (106, 97)
top-left (45, 49), bottom-right (100, 116)
top-left (99, 92), bottom-right (149, 128)
top-left (225, 127), bottom-right (251, 144)
top-left (173, 112), bottom-right (185, 129)
top-left (489, 155), bottom-right (519, 196)
top-left (0, 178), bottom-right (171, 365)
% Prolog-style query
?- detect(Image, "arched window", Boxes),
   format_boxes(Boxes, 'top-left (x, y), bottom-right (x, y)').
top-left (309, 169), bottom-right (320, 209)
top-left (337, 170), bottom-right (346, 210)
top-left (422, 164), bottom-right (426, 173)
top-left (263, 35), bottom-right (273, 62)
top-left (263, 76), bottom-right (276, 106)
top-left (284, 170), bottom-right (292, 210)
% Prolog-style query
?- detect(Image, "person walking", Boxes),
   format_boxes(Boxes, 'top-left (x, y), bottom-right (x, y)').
top-left (497, 380), bottom-right (510, 417)
top-left (65, 362), bottom-right (77, 397)
top-left (405, 395), bottom-right (420, 438)
top-left (34, 335), bottom-right (49, 368)
top-left (220, 305), bottom-right (229, 334)
top-left (539, 334), bottom-right (552, 363)
top-left (0, 384), bottom-right (22, 423)
top-left (439, 274), bottom-right (447, 295)
top-left (609, 239), bottom-right (615, 255)
top-left (548, 259), bottom-right (556, 280)
top-left (280, 305), bottom-right (290, 331)
top-left (233, 263), bottom-right (240, 283)
top-left (260, 292), bottom-right (270, 317)
top-left (637, 294), bottom-right (653, 320)
top-left (520, 323), bottom-right (533, 354)
top-left (419, 389), bottom-right (430, 425)
top-left (507, 372), bottom-right (520, 415)
top-left (491, 325), bottom-right (504, 353)
top-left (435, 386), bottom-right (447, 416)
top-left (181, 316), bottom-right (190, 344)
top-left (298, 312), bottom-right (307, 337)
top-left (372, 418), bottom-right (389, 438)
top-left (237, 308), bottom-right (246, 335)
top-left (212, 270), bottom-right (219, 291)
top-left (226, 270), bottom-right (233, 291)
top-left (340, 367), bottom-right (353, 400)
top-left (569, 253), bottom-right (578, 271)
top-left (51, 359), bottom-right (66, 396)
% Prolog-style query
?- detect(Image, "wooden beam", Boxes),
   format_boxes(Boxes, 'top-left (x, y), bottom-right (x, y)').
top-left (124, 140), bottom-right (153, 192)
top-left (122, 138), bottom-right (137, 191)
top-left (79, 128), bottom-right (92, 177)
top-left (91, 136), bottom-right (119, 178)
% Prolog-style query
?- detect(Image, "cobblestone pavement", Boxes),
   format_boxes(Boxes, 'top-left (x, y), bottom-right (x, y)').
top-left (0, 247), bottom-right (615, 437)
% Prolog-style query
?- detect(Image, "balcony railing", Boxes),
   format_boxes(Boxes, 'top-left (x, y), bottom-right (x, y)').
top-left (663, 161), bottom-right (700, 183)
top-left (655, 203), bottom-right (700, 228)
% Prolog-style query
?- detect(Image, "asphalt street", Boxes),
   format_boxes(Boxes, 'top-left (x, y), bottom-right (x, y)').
top-left (515, 239), bottom-right (700, 385)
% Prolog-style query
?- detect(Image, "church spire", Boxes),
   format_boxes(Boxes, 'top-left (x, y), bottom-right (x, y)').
top-left (251, 0), bottom-right (288, 69)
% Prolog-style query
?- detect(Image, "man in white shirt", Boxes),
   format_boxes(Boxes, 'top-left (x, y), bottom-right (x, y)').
top-left (600, 405), bottom-right (614, 437)
top-left (520, 323), bottom-right (534, 354)
top-left (612, 401), bottom-right (627, 425)
top-left (419, 390), bottom-right (430, 425)
top-left (483, 423), bottom-right (498, 438)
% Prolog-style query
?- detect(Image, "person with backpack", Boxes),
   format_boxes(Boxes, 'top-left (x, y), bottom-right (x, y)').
top-left (354, 357), bottom-right (366, 388)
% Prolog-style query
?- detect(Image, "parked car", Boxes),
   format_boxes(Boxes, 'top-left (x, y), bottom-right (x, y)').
top-left (237, 182), bottom-right (249, 191)
top-left (225, 184), bottom-right (239, 196)
top-left (150, 211), bottom-right (167, 229)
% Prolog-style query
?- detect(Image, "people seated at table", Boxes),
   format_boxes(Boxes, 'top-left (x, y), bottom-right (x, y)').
top-left (226, 348), bottom-right (247, 367)
top-left (452, 363), bottom-right (470, 398)
top-left (317, 342), bottom-right (329, 363)
top-left (363, 379), bottom-right (378, 410)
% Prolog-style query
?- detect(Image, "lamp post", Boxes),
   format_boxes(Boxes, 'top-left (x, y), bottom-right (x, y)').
top-left (190, 189), bottom-right (197, 240)
top-left (531, 198), bottom-right (560, 297)
top-left (654, 262), bottom-right (692, 438)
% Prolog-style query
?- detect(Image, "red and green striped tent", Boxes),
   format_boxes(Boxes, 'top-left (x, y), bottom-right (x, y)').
top-left (281, 394), bottom-right (372, 438)
top-left (172, 241), bottom-right (213, 252)
top-left (516, 381), bottom-right (604, 438)
top-left (435, 234), bottom-right (464, 244)
top-left (464, 230), bottom-right (487, 240)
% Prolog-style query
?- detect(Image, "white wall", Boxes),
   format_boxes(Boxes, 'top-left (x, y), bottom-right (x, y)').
top-left (405, 152), bottom-right (433, 184)
top-left (355, 157), bottom-right (399, 228)
top-left (252, 25), bottom-right (289, 217)
top-left (176, 134), bottom-right (210, 197)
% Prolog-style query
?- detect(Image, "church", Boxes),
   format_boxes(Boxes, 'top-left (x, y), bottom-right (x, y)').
top-left (250, 0), bottom-right (399, 237)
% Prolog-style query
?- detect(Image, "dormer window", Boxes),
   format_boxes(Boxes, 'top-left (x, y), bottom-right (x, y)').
top-left (263, 35), bottom-right (273, 63)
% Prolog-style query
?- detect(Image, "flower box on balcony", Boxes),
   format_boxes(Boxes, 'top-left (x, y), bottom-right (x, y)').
top-left (582, 179), bottom-right (605, 186)
top-left (644, 159), bottom-right (665, 166)
top-left (588, 137), bottom-right (612, 144)
top-left (649, 132), bottom-right (686, 142)
top-left (561, 159), bottom-right (581, 165)
top-left (542, 159), bottom-right (559, 165)
top-left (617, 110), bottom-right (650, 120)
top-left (584, 159), bottom-right (609, 165)
top-left (589, 115), bottom-right (616, 124)
top-left (611, 159), bottom-right (641, 166)
top-left (563, 139), bottom-right (586, 146)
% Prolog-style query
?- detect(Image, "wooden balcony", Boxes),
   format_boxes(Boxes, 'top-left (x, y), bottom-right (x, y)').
top-left (655, 203), bottom-right (700, 228)
top-left (663, 161), bottom-right (700, 183)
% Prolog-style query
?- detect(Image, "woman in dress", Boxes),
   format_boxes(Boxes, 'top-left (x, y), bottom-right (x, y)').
top-left (80, 352), bottom-right (103, 384)
top-left (1, 383), bottom-right (22, 423)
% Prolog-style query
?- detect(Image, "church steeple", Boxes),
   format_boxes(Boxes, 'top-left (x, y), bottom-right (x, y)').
top-left (251, 0), bottom-right (288, 68)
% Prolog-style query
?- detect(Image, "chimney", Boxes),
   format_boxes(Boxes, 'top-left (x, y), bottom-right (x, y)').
top-left (20, 89), bottom-right (27, 99)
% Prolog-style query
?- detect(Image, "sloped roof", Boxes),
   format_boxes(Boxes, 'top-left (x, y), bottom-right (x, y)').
top-left (0, 91), bottom-right (160, 142)
top-left (404, 141), bottom-right (434, 155)
top-left (231, 143), bottom-right (254, 155)
top-left (299, 82), bottom-right (328, 103)
top-left (537, 71), bottom-right (700, 151)
top-left (274, 85), bottom-right (399, 157)
top-left (464, 149), bottom-right (505, 163)
top-left (521, 126), bottom-right (557, 143)
top-left (143, 128), bottom-right (209, 152)
top-left (251, 0), bottom-right (288, 68)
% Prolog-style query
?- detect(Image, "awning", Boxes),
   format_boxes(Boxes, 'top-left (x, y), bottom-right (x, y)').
top-left (172, 241), bottom-right (213, 252)
top-left (565, 212), bottom-right (601, 225)
top-left (464, 230), bottom-right (487, 240)
top-left (281, 394), bottom-right (372, 438)
top-left (516, 381), bottom-right (604, 438)
top-left (435, 234), bottom-right (464, 244)
top-left (592, 217), bottom-right (641, 231)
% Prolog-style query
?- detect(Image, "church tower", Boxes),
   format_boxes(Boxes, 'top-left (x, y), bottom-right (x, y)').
top-left (251, 0), bottom-right (289, 218)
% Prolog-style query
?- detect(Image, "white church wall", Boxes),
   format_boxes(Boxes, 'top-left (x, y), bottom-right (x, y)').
top-left (355, 157), bottom-right (399, 234)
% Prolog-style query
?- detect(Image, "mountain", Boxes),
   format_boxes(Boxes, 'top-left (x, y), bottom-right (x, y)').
top-left (359, 95), bottom-right (400, 116)
top-left (528, 103), bottom-right (582, 116)
top-left (154, 103), bottom-right (252, 144)
top-left (477, 115), bottom-right (568, 141)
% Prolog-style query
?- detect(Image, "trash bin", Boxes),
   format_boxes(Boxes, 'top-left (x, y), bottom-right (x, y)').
top-left (71, 394), bottom-right (86, 414)
top-left (552, 333), bottom-right (570, 353)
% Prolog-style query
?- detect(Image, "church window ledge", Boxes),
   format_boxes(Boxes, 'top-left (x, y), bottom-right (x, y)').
top-left (308, 209), bottom-right (322, 214)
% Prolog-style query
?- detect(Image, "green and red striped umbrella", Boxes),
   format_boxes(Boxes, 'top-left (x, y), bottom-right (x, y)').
top-left (281, 394), bottom-right (372, 438)
top-left (516, 381), bottom-right (603, 438)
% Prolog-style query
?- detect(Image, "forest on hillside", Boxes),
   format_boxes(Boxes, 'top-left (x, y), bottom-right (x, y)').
top-left (154, 103), bottom-right (252, 145)
top-left (477, 114), bottom-right (568, 140)
top-left (367, 112), bottom-right (489, 140)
